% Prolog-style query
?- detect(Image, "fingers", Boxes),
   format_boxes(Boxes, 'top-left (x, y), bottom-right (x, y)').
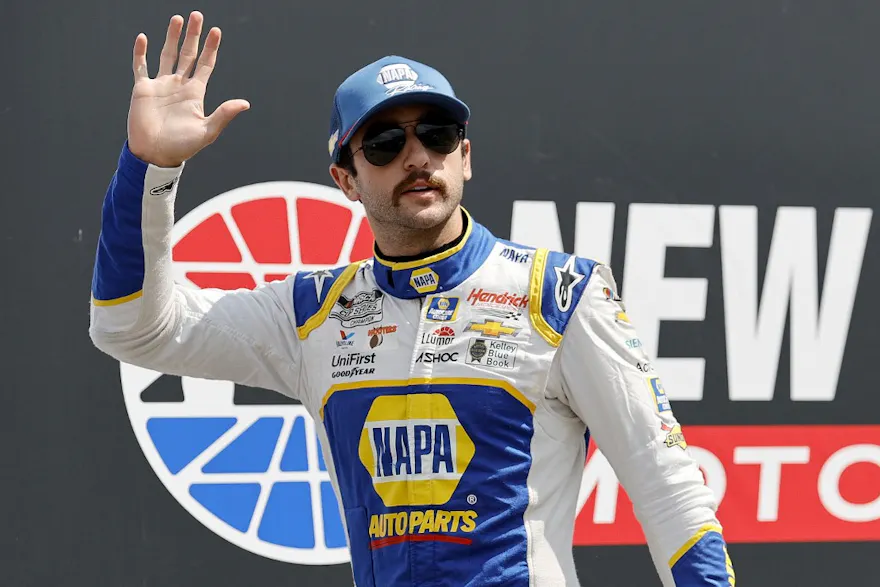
top-left (193, 27), bottom-right (221, 84)
top-left (175, 11), bottom-right (204, 77)
top-left (132, 33), bottom-right (148, 81)
top-left (158, 14), bottom-right (184, 76)
top-left (205, 99), bottom-right (251, 141)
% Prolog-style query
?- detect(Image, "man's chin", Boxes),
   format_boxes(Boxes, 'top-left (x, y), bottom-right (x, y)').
top-left (396, 198), bottom-right (454, 229)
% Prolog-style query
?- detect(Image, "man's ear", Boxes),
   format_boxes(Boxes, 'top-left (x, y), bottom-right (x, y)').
top-left (329, 164), bottom-right (361, 202)
top-left (461, 139), bottom-right (473, 182)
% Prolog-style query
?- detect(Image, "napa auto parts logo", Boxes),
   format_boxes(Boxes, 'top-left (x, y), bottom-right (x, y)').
top-left (511, 200), bottom-right (880, 544)
top-left (119, 181), bottom-right (374, 565)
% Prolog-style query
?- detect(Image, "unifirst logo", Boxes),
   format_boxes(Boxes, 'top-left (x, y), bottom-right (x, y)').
top-left (358, 394), bottom-right (475, 507)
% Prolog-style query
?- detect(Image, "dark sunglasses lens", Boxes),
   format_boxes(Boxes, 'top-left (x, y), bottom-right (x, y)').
top-left (362, 128), bottom-right (406, 166)
top-left (416, 122), bottom-right (462, 153)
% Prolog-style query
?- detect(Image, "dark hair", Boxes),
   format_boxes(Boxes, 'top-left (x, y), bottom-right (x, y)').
top-left (336, 144), bottom-right (358, 177)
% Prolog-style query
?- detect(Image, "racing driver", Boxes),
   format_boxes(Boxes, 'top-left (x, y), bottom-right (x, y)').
top-left (89, 11), bottom-right (735, 587)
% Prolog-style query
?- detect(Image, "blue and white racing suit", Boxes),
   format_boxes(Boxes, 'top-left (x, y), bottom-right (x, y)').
top-left (89, 143), bottom-right (735, 586)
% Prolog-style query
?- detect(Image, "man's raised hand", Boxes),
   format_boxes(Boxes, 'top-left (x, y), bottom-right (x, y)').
top-left (127, 11), bottom-right (250, 168)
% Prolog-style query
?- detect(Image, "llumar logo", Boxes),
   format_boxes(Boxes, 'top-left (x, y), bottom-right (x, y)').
top-left (357, 394), bottom-right (478, 544)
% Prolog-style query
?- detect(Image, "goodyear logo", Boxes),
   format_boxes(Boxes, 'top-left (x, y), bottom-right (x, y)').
top-left (358, 394), bottom-right (474, 507)
top-left (410, 268), bottom-right (439, 293)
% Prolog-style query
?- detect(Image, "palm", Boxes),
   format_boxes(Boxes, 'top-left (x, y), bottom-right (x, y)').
top-left (127, 12), bottom-right (249, 168)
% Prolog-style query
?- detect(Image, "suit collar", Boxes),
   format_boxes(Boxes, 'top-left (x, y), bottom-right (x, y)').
top-left (371, 208), bottom-right (495, 298)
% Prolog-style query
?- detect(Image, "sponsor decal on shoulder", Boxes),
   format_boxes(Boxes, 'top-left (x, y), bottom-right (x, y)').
top-left (661, 422), bottom-right (687, 450)
top-left (553, 256), bottom-right (585, 312)
top-left (646, 376), bottom-right (670, 412)
top-left (636, 361), bottom-right (654, 373)
top-left (421, 326), bottom-right (455, 346)
top-left (465, 319), bottom-right (521, 339)
top-left (602, 286), bottom-right (622, 303)
top-left (305, 269), bottom-right (334, 301)
top-left (499, 246), bottom-right (530, 264)
top-left (331, 289), bottom-right (384, 328)
top-left (425, 296), bottom-right (460, 322)
top-left (466, 338), bottom-right (518, 370)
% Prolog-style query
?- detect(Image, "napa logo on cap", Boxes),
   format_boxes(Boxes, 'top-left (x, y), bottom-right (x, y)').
top-left (358, 394), bottom-right (474, 507)
top-left (376, 63), bottom-right (434, 96)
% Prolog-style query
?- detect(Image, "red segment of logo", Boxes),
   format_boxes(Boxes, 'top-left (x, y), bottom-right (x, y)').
top-left (263, 273), bottom-right (291, 283)
top-left (574, 425), bottom-right (880, 545)
top-left (185, 272), bottom-right (257, 290)
top-left (351, 217), bottom-right (375, 262)
top-left (231, 197), bottom-right (292, 263)
top-left (435, 326), bottom-right (454, 336)
top-left (173, 214), bottom-right (241, 262)
top-left (297, 199), bottom-right (352, 264)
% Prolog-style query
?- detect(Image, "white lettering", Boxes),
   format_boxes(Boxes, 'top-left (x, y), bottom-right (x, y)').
top-left (733, 446), bottom-right (810, 521)
top-left (510, 201), bottom-right (615, 264)
top-left (720, 206), bottom-right (872, 400)
top-left (510, 201), bottom-right (564, 252)
top-left (818, 444), bottom-right (880, 522)
top-left (622, 204), bottom-right (715, 400)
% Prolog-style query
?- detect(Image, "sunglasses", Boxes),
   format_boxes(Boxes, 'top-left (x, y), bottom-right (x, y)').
top-left (351, 118), bottom-right (465, 166)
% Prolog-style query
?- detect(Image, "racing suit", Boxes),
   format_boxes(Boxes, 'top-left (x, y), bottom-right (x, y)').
top-left (89, 143), bottom-right (735, 586)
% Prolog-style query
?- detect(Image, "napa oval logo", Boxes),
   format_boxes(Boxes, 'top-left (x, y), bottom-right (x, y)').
top-left (357, 394), bottom-right (475, 507)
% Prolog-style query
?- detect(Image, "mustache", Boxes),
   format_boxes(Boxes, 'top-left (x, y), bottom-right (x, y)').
top-left (393, 171), bottom-right (447, 199)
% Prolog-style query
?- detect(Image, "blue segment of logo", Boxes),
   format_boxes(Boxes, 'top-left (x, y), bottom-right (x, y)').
top-left (280, 416), bottom-right (308, 472)
top-left (147, 417), bottom-right (237, 475)
top-left (318, 437), bottom-right (327, 472)
top-left (258, 482), bottom-right (315, 548)
top-left (320, 481), bottom-right (346, 548)
top-left (189, 483), bottom-right (261, 532)
top-left (202, 417), bottom-right (283, 474)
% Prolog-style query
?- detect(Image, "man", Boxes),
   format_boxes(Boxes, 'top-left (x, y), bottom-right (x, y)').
top-left (89, 11), bottom-right (735, 587)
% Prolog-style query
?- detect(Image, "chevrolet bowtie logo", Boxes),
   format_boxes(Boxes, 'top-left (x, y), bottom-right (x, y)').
top-left (466, 319), bottom-right (520, 338)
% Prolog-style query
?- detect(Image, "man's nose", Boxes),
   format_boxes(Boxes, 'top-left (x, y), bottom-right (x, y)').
top-left (400, 127), bottom-right (430, 170)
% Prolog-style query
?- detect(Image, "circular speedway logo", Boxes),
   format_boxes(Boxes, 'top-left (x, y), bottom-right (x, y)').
top-left (120, 181), bottom-right (373, 565)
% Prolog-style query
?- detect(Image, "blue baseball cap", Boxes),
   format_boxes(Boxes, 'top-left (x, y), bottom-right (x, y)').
top-left (328, 55), bottom-right (470, 162)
